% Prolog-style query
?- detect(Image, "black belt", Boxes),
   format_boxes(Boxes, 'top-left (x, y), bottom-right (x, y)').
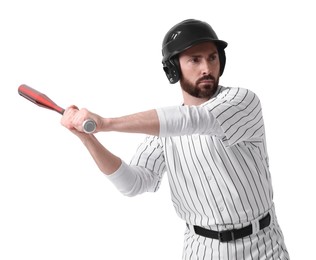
top-left (188, 212), bottom-right (271, 242)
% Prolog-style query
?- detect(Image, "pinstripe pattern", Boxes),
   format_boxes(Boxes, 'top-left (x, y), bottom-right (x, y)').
top-left (130, 87), bottom-right (289, 259)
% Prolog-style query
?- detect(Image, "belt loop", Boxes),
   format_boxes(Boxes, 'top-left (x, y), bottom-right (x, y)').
top-left (251, 218), bottom-right (260, 235)
top-left (268, 208), bottom-right (274, 225)
top-left (186, 223), bottom-right (196, 235)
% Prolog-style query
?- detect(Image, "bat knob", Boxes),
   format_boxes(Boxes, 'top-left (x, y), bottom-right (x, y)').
top-left (83, 119), bottom-right (97, 134)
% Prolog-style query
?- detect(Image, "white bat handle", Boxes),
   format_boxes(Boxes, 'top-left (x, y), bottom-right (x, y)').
top-left (82, 119), bottom-right (97, 133)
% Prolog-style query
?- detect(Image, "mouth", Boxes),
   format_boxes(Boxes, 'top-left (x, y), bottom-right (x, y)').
top-left (198, 79), bottom-right (214, 84)
top-left (197, 76), bottom-right (215, 85)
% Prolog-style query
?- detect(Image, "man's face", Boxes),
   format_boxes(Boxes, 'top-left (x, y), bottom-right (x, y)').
top-left (179, 41), bottom-right (221, 99)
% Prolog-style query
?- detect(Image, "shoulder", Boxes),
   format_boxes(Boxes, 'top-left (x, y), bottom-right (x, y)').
top-left (202, 86), bottom-right (263, 117)
top-left (217, 86), bottom-right (259, 99)
top-left (206, 86), bottom-right (261, 106)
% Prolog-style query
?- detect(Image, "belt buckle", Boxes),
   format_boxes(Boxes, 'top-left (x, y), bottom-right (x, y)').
top-left (218, 230), bottom-right (235, 242)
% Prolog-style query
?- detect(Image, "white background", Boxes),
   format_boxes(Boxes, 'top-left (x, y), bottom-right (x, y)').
top-left (1, 0), bottom-right (315, 259)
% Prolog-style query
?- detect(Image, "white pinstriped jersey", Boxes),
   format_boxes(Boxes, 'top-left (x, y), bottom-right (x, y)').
top-left (129, 86), bottom-right (273, 227)
top-left (107, 86), bottom-right (289, 259)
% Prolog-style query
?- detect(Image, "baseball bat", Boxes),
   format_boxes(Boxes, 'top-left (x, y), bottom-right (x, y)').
top-left (18, 84), bottom-right (96, 133)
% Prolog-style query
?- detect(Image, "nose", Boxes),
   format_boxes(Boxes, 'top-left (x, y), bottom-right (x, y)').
top-left (201, 59), bottom-right (212, 75)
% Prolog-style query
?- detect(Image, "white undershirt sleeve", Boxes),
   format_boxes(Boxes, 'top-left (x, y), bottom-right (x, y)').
top-left (156, 105), bottom-right (224, 137)
top-left (106, 160), bottom-right (161, 197)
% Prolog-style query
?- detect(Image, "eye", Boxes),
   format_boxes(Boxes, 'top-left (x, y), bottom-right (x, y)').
top-left (209, 54), bottom-right (218, 62)
top-left (189, 57), bottom-right (200, 63)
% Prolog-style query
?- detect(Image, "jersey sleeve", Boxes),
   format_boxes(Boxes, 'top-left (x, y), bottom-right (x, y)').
top-left (107, 136), bottom-right (166, 197)
top-left (129, 135), bottom-right (166, 192)
top-left (204, 87), bottom-right (264, 146)
top-left (130, 136), bottom-right (166, 177)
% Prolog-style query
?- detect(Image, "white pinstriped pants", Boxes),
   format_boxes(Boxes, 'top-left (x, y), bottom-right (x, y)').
top-left (183, 209), bottom-right (290, 260)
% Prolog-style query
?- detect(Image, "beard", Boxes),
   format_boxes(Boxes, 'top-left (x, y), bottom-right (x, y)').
top-left (180, 74), bottom-right (219, 99)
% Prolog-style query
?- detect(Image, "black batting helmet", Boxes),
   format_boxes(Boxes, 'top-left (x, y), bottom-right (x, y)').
top-left (162, 19), bottom-right (228, 84)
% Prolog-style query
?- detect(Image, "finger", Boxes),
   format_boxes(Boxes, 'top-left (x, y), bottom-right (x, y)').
top-left (61, 106), bottom-right (79, 129)
top-left (64, 105), bottom-right (79, 116)
top-left (69, 105), bottom-right (79, 110)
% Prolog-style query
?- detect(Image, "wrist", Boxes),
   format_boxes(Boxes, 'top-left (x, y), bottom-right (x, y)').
top-left (99, 117), bottom-right (112, 132)
top-left (76, 131), bottom-right (95, 144)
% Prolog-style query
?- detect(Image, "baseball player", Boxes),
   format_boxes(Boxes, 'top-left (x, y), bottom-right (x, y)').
top-left (61, 19), bottom-right (290, 259)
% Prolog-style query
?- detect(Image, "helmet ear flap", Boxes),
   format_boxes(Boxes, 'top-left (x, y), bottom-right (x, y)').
top-left (218, 48), bottom-right (226, 76)
top-left (163, 58), bottom-right (181, 84)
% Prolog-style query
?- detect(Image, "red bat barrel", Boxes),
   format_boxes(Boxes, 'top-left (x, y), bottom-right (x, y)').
top-left (17, 84), bottom-right (97, 133)
top-left (18, 84), bottom-right (64, 114)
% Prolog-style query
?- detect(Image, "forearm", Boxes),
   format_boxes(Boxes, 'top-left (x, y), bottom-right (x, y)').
top-left (71, 133), bottom-right (160, 197)
top-left (77, 133), bottom-right (122, 175)
top-left (100, 109), bottom-right (160, 136)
